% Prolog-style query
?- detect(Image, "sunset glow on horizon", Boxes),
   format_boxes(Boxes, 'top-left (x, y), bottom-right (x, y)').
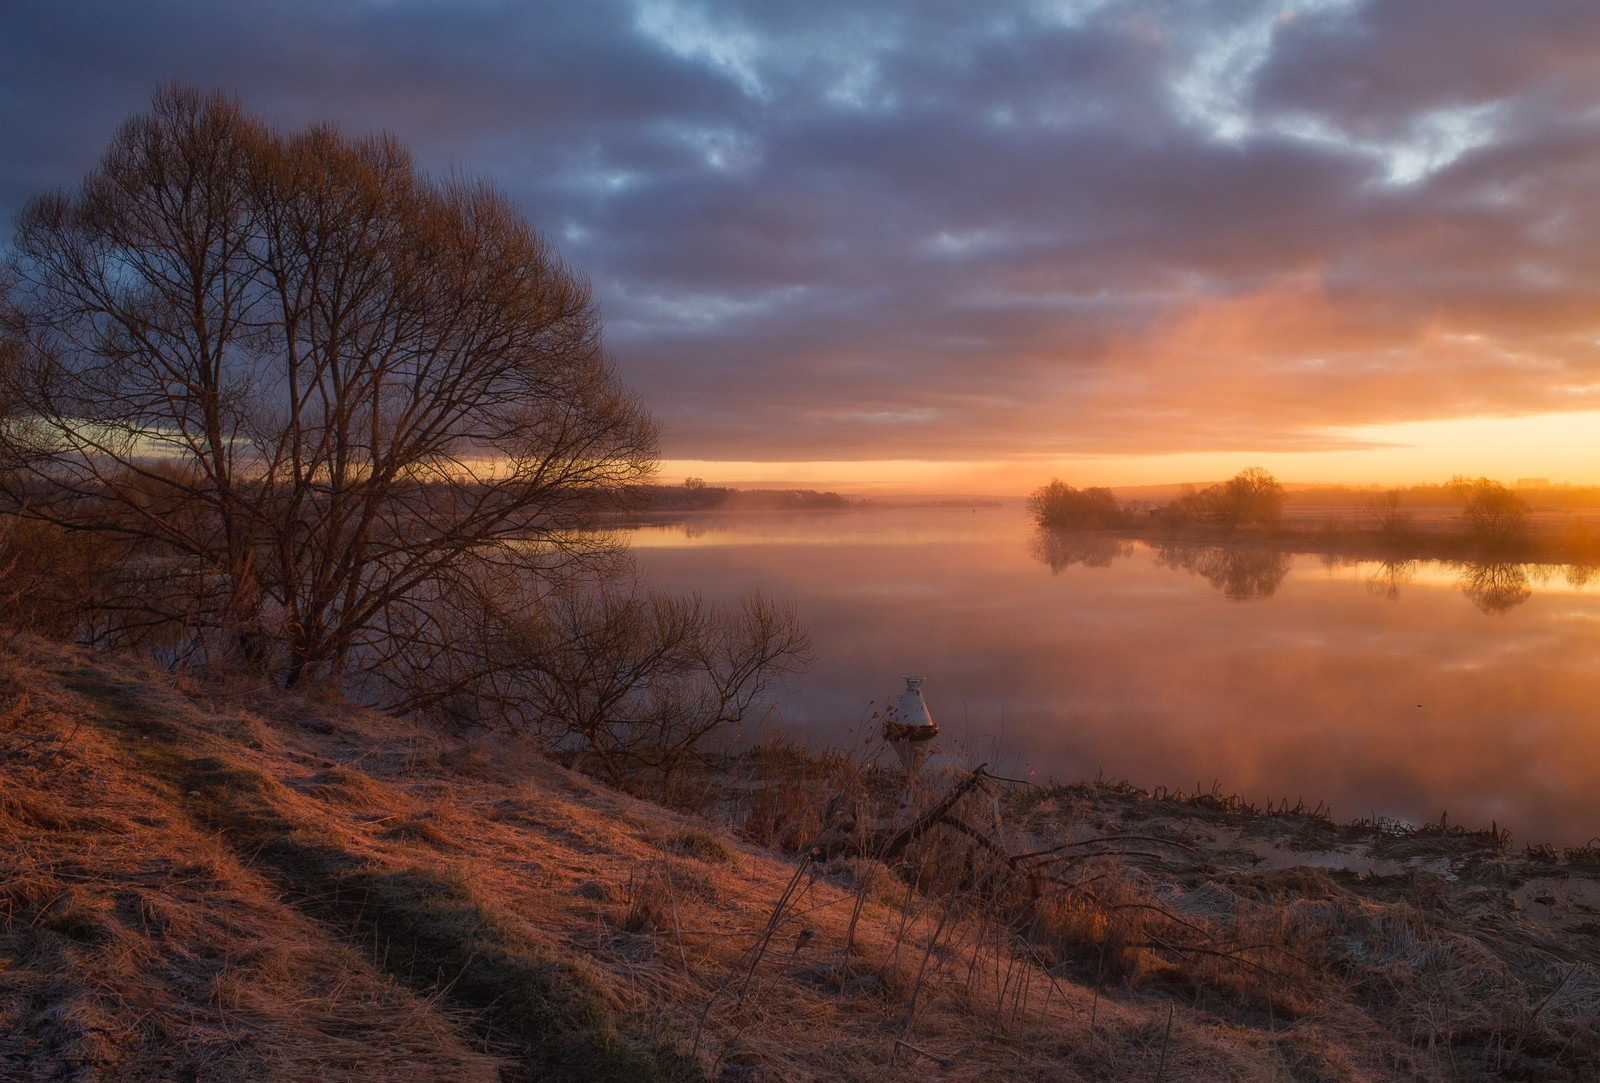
top-left (663, 407), bottom-right (1600, 495)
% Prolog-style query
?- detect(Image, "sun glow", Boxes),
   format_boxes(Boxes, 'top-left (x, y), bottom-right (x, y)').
top-left (662, 409), bottom-right (1600, 496)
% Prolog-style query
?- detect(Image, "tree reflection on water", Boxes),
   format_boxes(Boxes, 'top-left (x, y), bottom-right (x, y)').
top-left (1026, 531), bottom-right (1584, 614)
top-left (1346, 557), bottom-right (1545, 613)
top-left (1456, 561), bottom-right (1533, 614)
top-left (1365, 559), bottom-right (1417, 602)
top-left (1028, 530), bottom-right (1133, 573)
top-left (1153, 544), bottom-right (1291, 600)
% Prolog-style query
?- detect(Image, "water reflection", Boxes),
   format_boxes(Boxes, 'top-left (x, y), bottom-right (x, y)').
top-left (1365, 559), bottom-right (1417, 602)
top-left (1566, 562), bottom-right (1598, 589)
top-left (1029, 530), bottom-right (1132, 573)
top-left (1029, 528), bottom-right (1559, 615)
top-left (1152, 543), bottom-right (1291, 600)
top-left (1456, 562), bottom-right (1533, 614)
top-left (1316, 550), bottom-right (1352, 573)
top-left (634, 507), bottom-right (1600, 846)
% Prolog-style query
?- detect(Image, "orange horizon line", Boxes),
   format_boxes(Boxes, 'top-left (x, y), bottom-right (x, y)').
top-left (636, 475), bottom-right (1600, 496)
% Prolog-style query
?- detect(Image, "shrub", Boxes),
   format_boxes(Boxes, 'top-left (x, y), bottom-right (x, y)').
top-left (1027, 480), bottom-right (1124, 529)
top-left (1447, 476), bottom-right (1530, 551)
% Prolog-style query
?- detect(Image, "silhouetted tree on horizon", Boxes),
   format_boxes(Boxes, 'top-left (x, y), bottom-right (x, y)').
top-left (1366, 489), bottom-right (1415, 546)
top-left (1027, 479), bottom-right (1125, 529)
top-left (1446, 476), bottom-right (1530, 552)
top-left (1157, 467), bottom-right (1284, 532)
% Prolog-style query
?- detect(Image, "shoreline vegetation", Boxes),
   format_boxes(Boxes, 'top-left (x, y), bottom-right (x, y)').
top-left (1028, 470), bottom-right (1600, 568)
top-left (1026, 472), bottom-right (1600, 611)
top-left (4, 636), bottom-right (1599, 1081)
top-left (618, 475), bottom-right (1600, 612)
top-left (618, 474), bottom-right (1600, 573)
top-left (622, 480), bottom-right (1004, 516)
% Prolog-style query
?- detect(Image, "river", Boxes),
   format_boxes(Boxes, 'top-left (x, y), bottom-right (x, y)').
top-left (626, 504), bottom-right (1600, 847)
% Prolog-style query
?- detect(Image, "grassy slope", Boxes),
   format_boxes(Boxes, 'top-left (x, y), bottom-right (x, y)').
top-left (3, 636), bottom-right (1599, 1081)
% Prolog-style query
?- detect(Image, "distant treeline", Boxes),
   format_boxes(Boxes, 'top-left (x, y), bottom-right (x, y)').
top-left (631, 479), bottom-right (862, 512)
top-left (1029, 469), bottom-right (1600, 565)
top-left (630, 479), bottom-right (1002, 513)
top-left (1282, 482), bottom-right (1600, 509)
top-left (1029, 468), bottom-right (1284, 533)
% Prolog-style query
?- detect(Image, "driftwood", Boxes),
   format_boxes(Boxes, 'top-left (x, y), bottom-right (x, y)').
top-left (877, 764), bottom-right (992, 862)
top-left (810, 763), bottom-right (991, 863)
top-left (810, 763), bottom-right (1195, 888)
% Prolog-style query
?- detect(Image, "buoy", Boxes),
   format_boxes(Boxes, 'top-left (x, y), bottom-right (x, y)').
top-left (883, 676), bottom-right (938, 768)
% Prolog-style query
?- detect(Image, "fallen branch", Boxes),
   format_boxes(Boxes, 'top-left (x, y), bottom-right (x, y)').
top-left (1013, 834), bottom-right (1198, 863)
top-left (877, 764), bottom-right (991, 863)
top-left (891, 1038), bottom-right (954, 1068)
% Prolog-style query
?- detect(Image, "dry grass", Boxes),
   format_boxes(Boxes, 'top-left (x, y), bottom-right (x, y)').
top-left (0, 645), bottom-right (503, 1082)
top-left (5, 636), bottom-right (1600, 1081)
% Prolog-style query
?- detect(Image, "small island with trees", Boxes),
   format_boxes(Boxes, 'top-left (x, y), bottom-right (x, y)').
top-left (1029, 468), bottom-right (1600, 564)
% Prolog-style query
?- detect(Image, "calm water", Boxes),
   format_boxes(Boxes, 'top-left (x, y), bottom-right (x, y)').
top-left (627, 505), bottom-right (1600, 847)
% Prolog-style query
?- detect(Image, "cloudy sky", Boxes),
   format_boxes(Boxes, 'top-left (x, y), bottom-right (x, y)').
top-left (5, 1), bottom-right (1600, 491)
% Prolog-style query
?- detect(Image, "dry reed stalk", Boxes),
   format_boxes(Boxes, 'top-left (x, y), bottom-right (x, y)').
top-left (1154, 1002), bottom-right (1174, 1082)
top-left (736, 854), bottom-right (814, 1002)
top-left (842, 883), bottom-right (867, 960)
top-left (898, 893), bottom-right (957, 1042)
top-left (661, 860), bottom-right (691, 974)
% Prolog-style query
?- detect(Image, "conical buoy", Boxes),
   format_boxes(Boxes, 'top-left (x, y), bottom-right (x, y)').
top-left (884, 676), bottom-right (938, 768)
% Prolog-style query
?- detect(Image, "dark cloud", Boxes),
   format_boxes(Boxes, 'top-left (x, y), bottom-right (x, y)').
top-left (1255, 0), bottom-right (1600, 137)
top-left (5, 0), bottom-right (1600, 464)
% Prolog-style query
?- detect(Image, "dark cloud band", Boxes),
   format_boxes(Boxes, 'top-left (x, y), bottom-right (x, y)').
top-left (5, 0), bottom-right (1599, 462)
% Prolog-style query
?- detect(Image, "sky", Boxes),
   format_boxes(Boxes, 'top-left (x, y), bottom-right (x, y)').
top-left (4, 1), bottom-right (1600, 493)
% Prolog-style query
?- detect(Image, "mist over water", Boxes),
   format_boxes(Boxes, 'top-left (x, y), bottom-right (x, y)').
top-left (628, 505), bottom-right (1600, 847)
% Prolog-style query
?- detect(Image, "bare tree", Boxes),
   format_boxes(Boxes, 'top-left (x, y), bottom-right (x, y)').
top-left (1026, 479), bottom-right (1124, 530)
top-left (1161, 468), bottom-right (1284, 533)
top-left (391, 566), bottom-right (811, 791)
top-left (1453, 476), bottom-right (1531, 547)
top-left (1365, 489), bottom-right (1414, 545)
top-left (2, 86), bottom-right (656, 683)
top-left (1445, 476), bottom-right (1530, 552)
top-left (1210, 466), bottom-right (1285, 531)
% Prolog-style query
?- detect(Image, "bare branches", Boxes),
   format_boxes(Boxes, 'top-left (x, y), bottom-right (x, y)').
top-left (2, 84), bottom-right (657, 682)
top-left (389, 566), bottom-right (812, 791)
top-left (876, 764), bottom-right (992, 862)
